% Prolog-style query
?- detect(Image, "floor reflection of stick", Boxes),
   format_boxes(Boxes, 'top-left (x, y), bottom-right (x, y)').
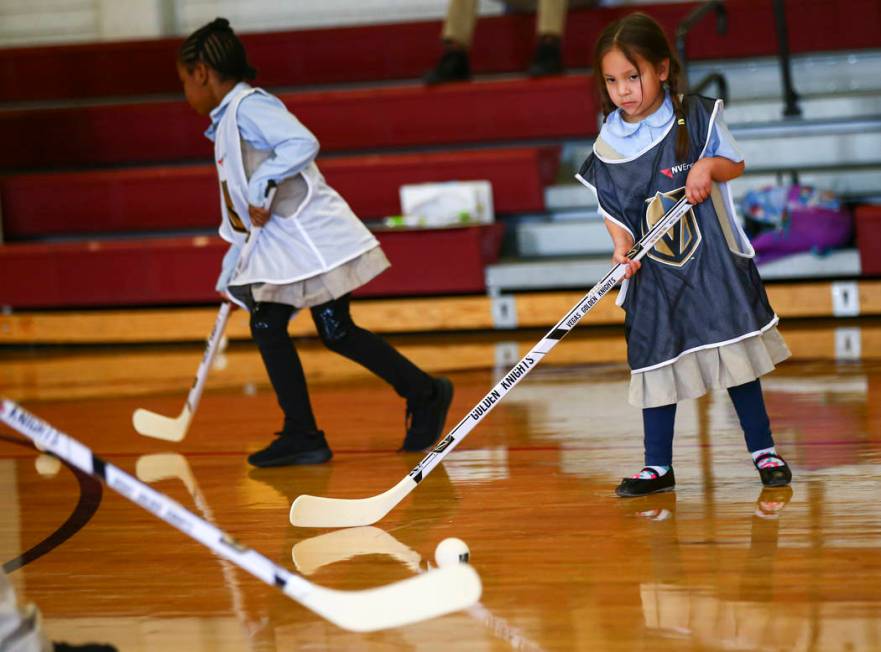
top-left (136, 453), bottom-right (264, 646)
top-left (292, 526), bottom-right (548, 652)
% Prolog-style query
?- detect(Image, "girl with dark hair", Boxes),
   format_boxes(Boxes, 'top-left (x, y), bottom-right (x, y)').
top-left (177, 18), bottom-right (453, 467)
top-left (577, 13), bottom-right (792, 496)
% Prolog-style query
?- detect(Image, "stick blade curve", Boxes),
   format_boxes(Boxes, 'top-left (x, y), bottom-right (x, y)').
top-left (297, 563), bottom-right (481, 632)
top-left (289, 477), bottom-right (417, 528)
top-left (132, 406), bottom-right (191, 442)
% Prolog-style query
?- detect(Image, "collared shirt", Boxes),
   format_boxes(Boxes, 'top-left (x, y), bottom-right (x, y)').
top-left (599, 92), bottom-right (743, 162)
top-left (206, 82), bottom-right (319, 206)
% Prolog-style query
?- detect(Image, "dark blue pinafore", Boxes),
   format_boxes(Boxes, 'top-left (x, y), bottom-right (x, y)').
top-left (578, 95), bottom-right (776, 373)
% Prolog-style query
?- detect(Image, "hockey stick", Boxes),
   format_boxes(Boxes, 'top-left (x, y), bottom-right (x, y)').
top-left (290, 197), bottom-right (693, 527)
top-left (133, 183), bottom-right (276, 441)
top-left (0, 400), bottom-right (481, 632)
top-left (132, 301), bottom-right (232, 441)
top-left (291, 527), bottom-right (548, 651)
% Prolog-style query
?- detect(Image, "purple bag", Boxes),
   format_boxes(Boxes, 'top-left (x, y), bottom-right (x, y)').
top-left (741, 185), bottom-right (852, 264)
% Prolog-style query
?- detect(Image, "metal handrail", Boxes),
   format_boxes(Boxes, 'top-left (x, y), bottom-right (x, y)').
top-left (676, 2), bottom-right (727, 70)
top-left (675, 1), bottom-right (729, 102)
top-left (772, 0), bottom-right (802, 117)
top-left (691, 72), bottom-right (728, 104)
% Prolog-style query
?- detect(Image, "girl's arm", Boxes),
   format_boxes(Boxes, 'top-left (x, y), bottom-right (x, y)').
top-left (605, 218), bottom-right (641, 279)
top-left (685, 156), bottom-right (745, 205)
top-left (238, 93), bottom-right (320, 225)
top-left (686, 108), bottom-right (746, 204)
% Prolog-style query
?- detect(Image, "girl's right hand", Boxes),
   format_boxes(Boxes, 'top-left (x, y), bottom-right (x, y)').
top-left (613, 246), bottom-right (641, 278)
top-left (248, 204), bottom-right (271, 227)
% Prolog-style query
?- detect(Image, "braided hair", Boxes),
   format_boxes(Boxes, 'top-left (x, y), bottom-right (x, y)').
top-left (179, 18), bottom-right (256, 81)
top-left (593, 13), bottom-right (689, 162)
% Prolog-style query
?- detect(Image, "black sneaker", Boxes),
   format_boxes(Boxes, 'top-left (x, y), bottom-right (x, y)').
top-left (54, 644), bottom-right (118, 652)
top-left (248, 431), bottom-right (332, 468)
top-left (424, 47), bottom-right (471, 85)
top-left (753, 452), bottom-right (792, 487)
top-left (528, 36), bottom-right (564, 77)
top-left (615, 467), bottom-right (676, 497)
top-left (401, 377), bottom-right (454, 452)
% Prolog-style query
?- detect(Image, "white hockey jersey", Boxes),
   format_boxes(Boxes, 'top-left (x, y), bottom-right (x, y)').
top-left (214, 87), bottom-right (379, 289)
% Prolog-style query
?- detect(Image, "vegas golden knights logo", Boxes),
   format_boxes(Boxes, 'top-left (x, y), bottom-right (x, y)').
top-left (221, 180), bottom-right (248, 233)
top-left (643, 188), bottom-right (701, 267)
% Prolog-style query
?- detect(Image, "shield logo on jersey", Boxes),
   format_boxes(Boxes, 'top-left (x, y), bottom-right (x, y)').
top-left (643, 188), bottom-right (701, 267)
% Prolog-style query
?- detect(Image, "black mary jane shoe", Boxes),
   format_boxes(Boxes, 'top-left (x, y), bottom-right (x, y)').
top-left (615, 467), bottom-right (676, 498)
top-left (754, 452), bottom-right (792, 487)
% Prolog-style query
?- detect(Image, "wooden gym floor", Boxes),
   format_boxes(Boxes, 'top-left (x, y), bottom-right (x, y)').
top-left (2, 330), bottom-right (881, 650)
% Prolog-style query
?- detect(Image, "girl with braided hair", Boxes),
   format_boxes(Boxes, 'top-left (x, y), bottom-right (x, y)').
top-left (577, 12), bottom-right (792, 496)
top-left (177, 18), bottom-right (453, 467)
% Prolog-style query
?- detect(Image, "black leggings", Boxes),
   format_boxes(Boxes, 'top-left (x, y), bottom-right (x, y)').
top-left (250, 294), bottom-right (433, 434)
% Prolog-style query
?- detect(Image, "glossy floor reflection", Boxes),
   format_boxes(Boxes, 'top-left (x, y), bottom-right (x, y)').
top-left (2, 359), bottom-right (881, 650)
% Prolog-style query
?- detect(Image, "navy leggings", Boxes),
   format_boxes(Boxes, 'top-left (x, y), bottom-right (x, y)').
top-left (643, 379), bottom-right (774, 467)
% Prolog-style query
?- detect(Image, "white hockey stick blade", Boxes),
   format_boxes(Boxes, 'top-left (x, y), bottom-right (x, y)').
top-left (295, 563), bottom-right (480, 633)
top-left (132, 405), bottom-right (192, 442)
top-left (290, 476), bottom-right (417, 528)
top-left (0, 399), bottom-right (482, 633)
top-left (287, 198), bottom-right (693, 529)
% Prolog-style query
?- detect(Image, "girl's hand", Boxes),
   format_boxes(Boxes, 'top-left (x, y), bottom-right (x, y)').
top-left (613, 245), bottom-right (641, 279)
top-left (685, 159), bottom-right (713, 205)
top-left (248, 204), bottom-right (271, 227)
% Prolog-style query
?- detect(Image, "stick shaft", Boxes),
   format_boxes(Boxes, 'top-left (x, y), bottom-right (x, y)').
top-left (2, 400), bottom-right (313, 599)
top-left (135, 183), bottom-right (277, 435)
top-left (185, 301), bottom-right (232, 416)
top-left (408, 198), bottom-right (692, 483)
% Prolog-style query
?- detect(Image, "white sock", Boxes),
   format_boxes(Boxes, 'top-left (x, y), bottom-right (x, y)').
top-left (636, 465), bottom-right (670, 479)
top-left (751, 446), bottom-right (783, 468)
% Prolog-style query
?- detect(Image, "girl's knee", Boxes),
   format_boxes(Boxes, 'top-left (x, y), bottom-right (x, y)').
top-left (311, 300), bottom-right (355, 348)
top-left (250, 302), bottom-right (294, 340)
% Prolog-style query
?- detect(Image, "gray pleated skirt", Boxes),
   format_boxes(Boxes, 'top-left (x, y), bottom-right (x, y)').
top-left (629, 326), bottom-right (791, 408)
top-left (231, 246), bottom-right (390, 310)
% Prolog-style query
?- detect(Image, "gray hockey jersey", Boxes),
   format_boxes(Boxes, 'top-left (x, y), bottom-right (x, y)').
top-left (577, 95), bottom-right (778, 373)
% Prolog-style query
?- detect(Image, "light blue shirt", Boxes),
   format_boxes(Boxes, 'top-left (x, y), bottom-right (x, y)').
top-left (205, 82), bottom-right (319, 207)
top-left (599, 92), bottom-right (743, 162)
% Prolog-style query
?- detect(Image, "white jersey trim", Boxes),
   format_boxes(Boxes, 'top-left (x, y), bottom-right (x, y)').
top-left (574, 173), bottom-right (635, 240)
top-left (592, 119), bottom-right (676, 165)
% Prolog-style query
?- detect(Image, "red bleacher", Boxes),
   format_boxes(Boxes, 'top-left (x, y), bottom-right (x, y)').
top-left (0, 147), bottom-right (558, 239)
top-left (0, 224), bottom-right (504, 308)
top-left (1, 0), bottom-right (877, 103)
top-left (2, 0), bottom-right (874, 309)
top-left (0, 76), bottom-right (591, 170)
top-left (856, 205), bottom-right (881, 277)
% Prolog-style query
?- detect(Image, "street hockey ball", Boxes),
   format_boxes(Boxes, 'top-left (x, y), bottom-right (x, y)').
top-left (434, 537), bottom-right (470, 567)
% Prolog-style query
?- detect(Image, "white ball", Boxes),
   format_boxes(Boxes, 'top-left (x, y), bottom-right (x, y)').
top-left (35, 453), bottom-right (62, 477)
top-left (434, 537), bottom-right (470, 567)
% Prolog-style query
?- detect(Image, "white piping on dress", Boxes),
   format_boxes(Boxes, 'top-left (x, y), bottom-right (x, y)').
top-left (630, 315), bottom-right (779, 375)
top-left (591, 119), bottom-right (676, 164)
top-left (574, 173), bottom-right (634, 240)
